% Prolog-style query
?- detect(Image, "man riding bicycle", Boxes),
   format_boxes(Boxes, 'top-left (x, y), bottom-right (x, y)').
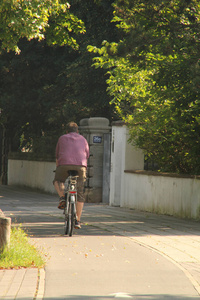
top-left (53, 122), bottom-right (89, 229)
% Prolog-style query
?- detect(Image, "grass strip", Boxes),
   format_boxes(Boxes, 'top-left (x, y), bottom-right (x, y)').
top-left (0, 226), bottom-right (45, 269)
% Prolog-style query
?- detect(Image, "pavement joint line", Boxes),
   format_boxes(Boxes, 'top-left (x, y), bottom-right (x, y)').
top-left (15, 268), bottom-right (35, 299)
top-left (6, 269), bottom-right (26, 299)
top-left (0, 269), bottom-right (18, 298)
top-left (88, 220), bottom-right (200, 297)
top-left (128, 238), bottom-right (200, 297)
top-left (102, 223), bottom-right (200, 262)
top-left (88, 220), bottom-right (200, 259)
top-left (22, 210), bottom-right (200, 298)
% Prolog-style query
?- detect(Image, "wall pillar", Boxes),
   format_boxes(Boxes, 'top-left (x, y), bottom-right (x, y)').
top-left (109, 121), bottom-right (144, 207)
top-left (0, 210), bottom-right (11, 251)
top-left (79, 117), bottom-right (111, 203)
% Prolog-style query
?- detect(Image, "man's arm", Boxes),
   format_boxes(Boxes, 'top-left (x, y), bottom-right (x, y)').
top-left (56, 159), bottom-right (59, 167)
top-left (55, 140), bottom-right (59, 167)
top-left (86, 141), bottom-right (90, 159)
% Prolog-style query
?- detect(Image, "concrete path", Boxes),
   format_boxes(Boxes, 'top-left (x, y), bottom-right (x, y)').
top-left (0, 186), bottom-right (200, 299)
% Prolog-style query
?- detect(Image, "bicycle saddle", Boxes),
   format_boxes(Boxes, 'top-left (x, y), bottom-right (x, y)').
top-left (68, 170), bottom-right (78, 176)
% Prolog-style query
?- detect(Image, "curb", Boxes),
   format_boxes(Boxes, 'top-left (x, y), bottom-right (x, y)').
top-left (35, 268), bottom-right (45, 300)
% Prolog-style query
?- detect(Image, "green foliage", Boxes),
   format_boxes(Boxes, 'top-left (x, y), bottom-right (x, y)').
top-left (0, 0), bottom-right (85, 53)
top-left (45, 6), bottom-right (85, 49)
top-left (0, 0), bottom-right (118, 156)
top-left (0, 226), bottom-right (45, 269)
top-left (89, 0), bottom-right (200, 174)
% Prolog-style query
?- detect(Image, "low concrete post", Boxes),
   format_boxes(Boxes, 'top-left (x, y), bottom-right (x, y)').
top-left (0, 210), bottom-right (11, 251)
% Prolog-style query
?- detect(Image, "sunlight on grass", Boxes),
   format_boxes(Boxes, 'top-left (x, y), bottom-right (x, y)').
top-left (0, 226), bottom-right (45, 269)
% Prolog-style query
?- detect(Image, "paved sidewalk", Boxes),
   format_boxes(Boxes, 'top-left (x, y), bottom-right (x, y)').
top-left (0, 186), bottom-right (200, 299)
top-left (82, 205), bottom-right (200, 295)
top-left (0, 268), bottom-right (44, 300)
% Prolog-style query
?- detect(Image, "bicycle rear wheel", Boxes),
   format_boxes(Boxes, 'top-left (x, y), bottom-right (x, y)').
top-left (69, 196), bottom-right (76, 236)
top-left (64, 196), bottom-right (76, 236)
top-left (64, 214), bottom-right (70, 235)
top-left (64, 196), bottom-right (69, 235)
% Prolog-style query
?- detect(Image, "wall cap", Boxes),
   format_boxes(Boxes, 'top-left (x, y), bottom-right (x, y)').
top-left (8, 152), bottom-right (55, 162)
top-left (124, 169), bottom-right (200, 180)
top-left (111, 120), bottom-right (126, 127)
top-left (80, 117), bottom-right (110, 128)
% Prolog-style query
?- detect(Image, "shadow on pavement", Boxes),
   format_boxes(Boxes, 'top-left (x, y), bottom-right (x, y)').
top-left (12, 215), bottom-right (113, 238)
top-left (1, 185), bottom-right (200, 239)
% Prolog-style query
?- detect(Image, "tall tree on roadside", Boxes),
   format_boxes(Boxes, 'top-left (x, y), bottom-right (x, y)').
top-left (0, 0), bottom-right (118, 155)
top-left (89, 0), bottom-right (200, 174)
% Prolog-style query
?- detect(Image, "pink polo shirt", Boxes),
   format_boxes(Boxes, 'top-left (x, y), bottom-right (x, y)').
top-left (56, 132), bottom-right (89, 167)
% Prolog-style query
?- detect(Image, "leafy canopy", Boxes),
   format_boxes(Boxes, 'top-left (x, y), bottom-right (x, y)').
top-left (88, 0), bottom-right (200, 174)
top-left (0, 0), bottom-right (118, 157)
top-left (0, 0), bottom-right (85, 53)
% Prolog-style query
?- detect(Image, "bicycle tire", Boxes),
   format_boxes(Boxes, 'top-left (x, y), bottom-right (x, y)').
top-left (64, 193), bottom-right (70, 235)
top-left (69, 196), bottom-right (76, 236)
top-left (64, 213), bottom-right (69, 235)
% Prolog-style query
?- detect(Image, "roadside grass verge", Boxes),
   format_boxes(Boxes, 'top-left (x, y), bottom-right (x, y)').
top-left (0, 226), bottom-right (45, 269)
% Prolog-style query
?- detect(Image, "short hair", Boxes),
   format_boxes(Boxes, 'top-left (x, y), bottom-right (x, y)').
top-left (66, 122), bottom-right (78, 133)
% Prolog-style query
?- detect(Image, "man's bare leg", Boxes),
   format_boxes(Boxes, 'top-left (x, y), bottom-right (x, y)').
top-left (54, 181), bottom-right (65, 198)
top-left (76, 202), bottom-right (84, 222)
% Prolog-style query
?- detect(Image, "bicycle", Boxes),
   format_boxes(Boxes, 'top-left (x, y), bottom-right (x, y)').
top-left (63, 170), bottom-right (79, 236)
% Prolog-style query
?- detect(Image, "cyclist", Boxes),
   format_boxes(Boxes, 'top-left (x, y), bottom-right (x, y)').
top-left (53, 122), bottom-right (89, 229)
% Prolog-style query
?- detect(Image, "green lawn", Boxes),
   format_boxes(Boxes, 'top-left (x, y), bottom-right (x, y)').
top-left (0, 226), bottom-right (45, 269)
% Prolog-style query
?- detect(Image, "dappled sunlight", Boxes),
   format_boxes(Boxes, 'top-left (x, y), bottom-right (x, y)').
top-left (1, 186), bottom-right (200, 298)
top-left (1, 186), bottom-right (200, 264)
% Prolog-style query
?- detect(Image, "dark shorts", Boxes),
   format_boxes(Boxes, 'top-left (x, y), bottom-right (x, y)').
top-left (54, 165), bottom-right (87, 203)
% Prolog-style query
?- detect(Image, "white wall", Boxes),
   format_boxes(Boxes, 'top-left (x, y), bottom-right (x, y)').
top-left (7, 123), bottom-right (200, 220)
top-left (109, 123), bottom-right (200, 220)
top-left (8, 159), bottom-right (56, 194)
top-left (122, 172), bottom-right (200, 219)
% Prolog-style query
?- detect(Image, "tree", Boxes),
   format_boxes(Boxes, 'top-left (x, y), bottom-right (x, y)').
top-left (89, 0), bottom-right (200, 174)
top-left (0, 0), bottom-right (119, 156)
top-left (0, 0), bottom-right (85, 54)
top-left (0, 0), bottom-right (86, 156)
